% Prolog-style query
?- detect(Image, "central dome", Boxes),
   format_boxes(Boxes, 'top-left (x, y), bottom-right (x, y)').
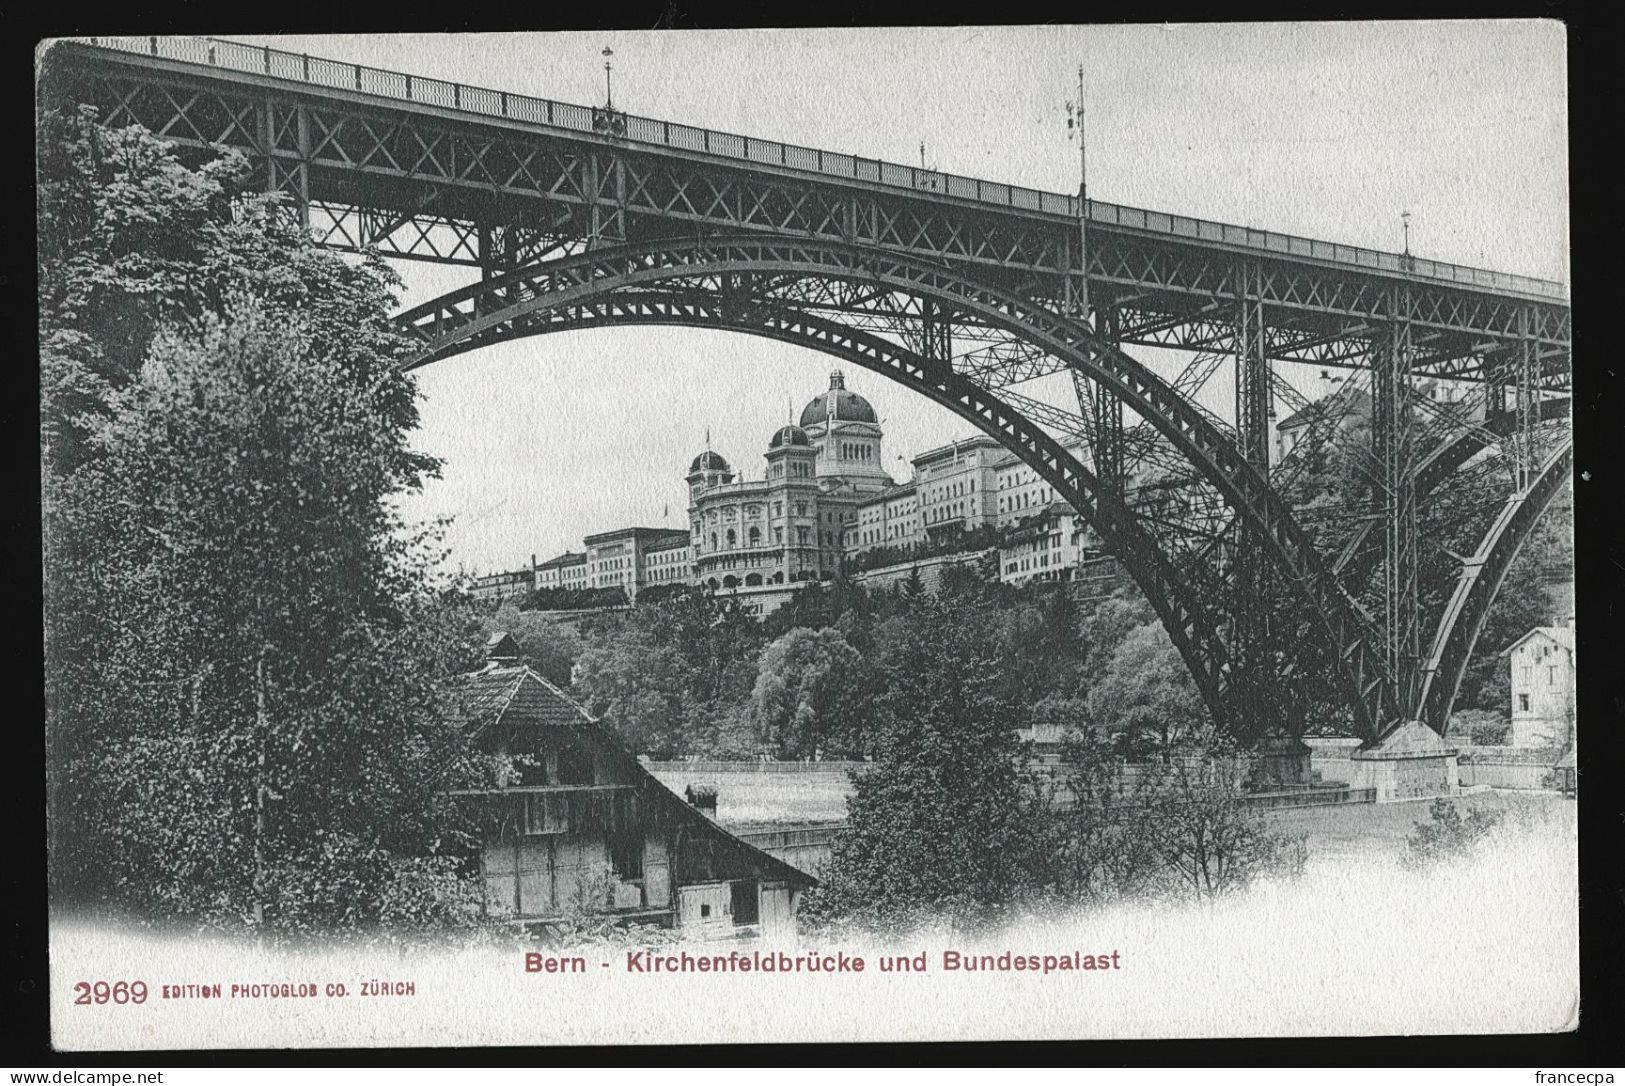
top-left (800, 370), bottom-right (877, 428)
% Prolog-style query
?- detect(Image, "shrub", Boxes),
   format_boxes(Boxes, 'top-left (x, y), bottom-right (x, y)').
top-left (1451, 708), bottom-right (1510, 747)
top-left (1405, 798), bottom-right (1503, 867)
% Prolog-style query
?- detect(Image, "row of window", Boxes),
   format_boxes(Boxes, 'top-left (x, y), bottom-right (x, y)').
top-left (838, 442), bottom-right (875, 462)
top-left (702, 500), bottom-right (812, 522)
top-left (999, 487), bottom-right (1055, 513)
top-left (1519, 665), bottom-right (1565, 687)
top-left (706, 525), bottom-right (815, 550)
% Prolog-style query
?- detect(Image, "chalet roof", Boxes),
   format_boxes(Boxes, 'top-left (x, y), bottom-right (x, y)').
top-left (452, 664), bottom-right (593, 734)
top-left (446, 663), bottom-right (816, 887)
top-left (1500, 624), bottom-right (1576, 657)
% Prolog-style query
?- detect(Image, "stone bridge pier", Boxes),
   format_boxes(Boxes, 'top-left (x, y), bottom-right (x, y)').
top-left (1350, 721), bottom-right (1460, 803)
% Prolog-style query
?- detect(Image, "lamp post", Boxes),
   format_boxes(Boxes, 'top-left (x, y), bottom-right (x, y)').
top-left (602, 47), bottom-right (614, 109)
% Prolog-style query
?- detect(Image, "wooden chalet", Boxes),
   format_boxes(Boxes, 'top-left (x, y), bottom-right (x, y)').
top-left (450, 633), bottom-right (815, 937)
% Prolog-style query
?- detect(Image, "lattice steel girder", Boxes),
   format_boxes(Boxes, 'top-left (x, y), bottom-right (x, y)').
top-left (1234, 261), bottom-right (1272, 470)
top-left (49, 41), bottom-right (1569, 381)
top-left (1416, 440), bottom-right (1573, 732)
top-left (395, 233), bottom-right (1398, 738)
top-left (308, 201), bottom-right (484, 264)
top-left (1372, 285), bottom-right (1422, 717)
top-left (1089, 232), bottom-right (1570, 366)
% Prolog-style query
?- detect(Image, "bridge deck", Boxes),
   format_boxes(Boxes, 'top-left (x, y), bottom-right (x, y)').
top-left (68, 35), bottom-right (1564, 304)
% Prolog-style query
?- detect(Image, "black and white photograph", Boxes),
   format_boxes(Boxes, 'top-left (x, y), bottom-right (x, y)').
top-left (35, 21), bottom-right (1579, 1050)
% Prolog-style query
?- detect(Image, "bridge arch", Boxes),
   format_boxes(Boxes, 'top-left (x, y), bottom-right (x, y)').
top-left (408, 289), bottom-right (1242, 735)
top-left (395, 234), bottom-right (1405, 740)
top-left (1416, 439), bottom-right (1573, 734)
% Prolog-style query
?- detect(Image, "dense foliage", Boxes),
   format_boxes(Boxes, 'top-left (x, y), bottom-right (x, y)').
top-left (42, 106), bottom-right (488, 933)
top-left (802, 591), bottom-right (1053, 931)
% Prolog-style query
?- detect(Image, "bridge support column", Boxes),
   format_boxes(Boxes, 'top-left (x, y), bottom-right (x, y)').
top-left (1247, 735), bottom-right (1314, 789)
top-left (1091, 307), bottom-right (1124, 499)
top-left (585, 154), bottom-right (627, 249)
top-left (1374, 284), bottom-right (1421, 722)
top-left (1512, 305), bottom-right (1541, 490)
top-left (1233, 262), bottom-right (1278, 741)
top-left (1350, 720), bottom-right (1459, 802)
top-left (257, 99), bottom-right (310, 229)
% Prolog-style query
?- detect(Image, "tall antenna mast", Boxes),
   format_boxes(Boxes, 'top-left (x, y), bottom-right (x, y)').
top-left (1067, 65), bottom-right (1090, 324)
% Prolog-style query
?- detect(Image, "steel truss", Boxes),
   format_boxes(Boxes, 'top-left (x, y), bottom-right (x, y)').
top-left (397, 233), bottom-right (1399, 740)
top-left (45, 40), bottom-right (1577, 745)
top-left (48, 42), bottom-right (1569, 385)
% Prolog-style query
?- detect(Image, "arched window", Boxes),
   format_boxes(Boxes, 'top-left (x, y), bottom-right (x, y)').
top-left (726, 529), bottom-right (737, 548)
top-left (710, 534), bottom-right (718, 550)
top-left (723, 575), bottom-right (739, 589)
top-left (745, 573), bottom-right (763, 587)
top-left (749, 526), bottom-right (761, 546)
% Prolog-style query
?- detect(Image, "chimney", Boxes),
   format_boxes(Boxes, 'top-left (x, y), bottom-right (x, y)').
top-left (684, 782), bottom-right (719, 819)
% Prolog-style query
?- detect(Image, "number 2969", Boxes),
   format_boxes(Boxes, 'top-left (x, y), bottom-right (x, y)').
top-left (73, 980), bottom-right (148, 1005)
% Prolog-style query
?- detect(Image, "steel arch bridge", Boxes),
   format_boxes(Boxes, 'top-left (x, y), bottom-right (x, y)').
top-left (41, 35), bottom-right (1575, 747)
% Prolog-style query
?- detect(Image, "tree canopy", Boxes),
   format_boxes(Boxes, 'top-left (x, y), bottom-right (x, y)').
top-left (42, 107), bottom-right (486, 933)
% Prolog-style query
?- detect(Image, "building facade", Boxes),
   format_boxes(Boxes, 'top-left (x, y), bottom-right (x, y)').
top-left (1503, 624), bottom-right (1576, 748)
top-left (484, 372), bottom-right (1121, 612)
top-left (685, 371), bottom-right (895, 608)
top-left (468, 565), bottom-right (536, 603)
top-left (997, 503), bottom-right (1090, 586)
top-left (583, 527), bottom-right (692, 602)
top-left (453, 634), bottom-right (814, 934)
top-left (535, 551), bottom-right (588, 592)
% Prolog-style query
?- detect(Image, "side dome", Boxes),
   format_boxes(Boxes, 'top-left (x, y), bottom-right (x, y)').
top-left (769, 424), bottom-right (811, 449)
top-left (689, 450), bottom-right (731, 474)
top-left (799, 370), bottom-right (878, 427)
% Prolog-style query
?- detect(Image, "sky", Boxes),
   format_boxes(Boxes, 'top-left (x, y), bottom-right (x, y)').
top-left (228, 23), bottom-right (1570, 575)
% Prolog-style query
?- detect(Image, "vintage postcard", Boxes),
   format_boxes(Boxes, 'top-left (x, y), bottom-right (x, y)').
top-left (38, 22), bottom-right (1576, 1050)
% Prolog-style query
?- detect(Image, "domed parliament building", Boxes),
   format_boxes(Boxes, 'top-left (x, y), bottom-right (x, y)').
top-left (495, 368), bottom-right (1109, 616)
top-left (687, 371), bottom-right (892, 604)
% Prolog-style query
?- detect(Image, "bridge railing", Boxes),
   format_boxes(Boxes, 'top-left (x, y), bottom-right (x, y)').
top-left (75, 35), bottom-right (1566, 303)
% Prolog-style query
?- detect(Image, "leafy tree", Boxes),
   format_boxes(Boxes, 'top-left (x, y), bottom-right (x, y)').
top-left (1076, 592), bottom-right (1154, 690)
top-left (515, 585), bottom-right (628, 612)
top-left (743, 627), bottom-right (867, 759)
top-left (38, 104), bottom-right (425, 481)
top-left (572, 591), bottom-right (763, 756)
top-left (1086, 622), bottom-right (1205, 758)
top-left (50, 309), bottom-right (485, 931)
top-left (569, 620), bottom-right (691, 756)
top-left (1048, 727), bottom-right (1166, 903)
top-left (1137, 752), bottom-right (1307, 899)
top-left (806, 594), bottom-right (1049, 931)
top-left (41, 110), bottom-right (486, 933)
